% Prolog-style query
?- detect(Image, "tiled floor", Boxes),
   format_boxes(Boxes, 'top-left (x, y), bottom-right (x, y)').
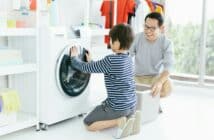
top-left (1, 84), bottom-right (214, 140)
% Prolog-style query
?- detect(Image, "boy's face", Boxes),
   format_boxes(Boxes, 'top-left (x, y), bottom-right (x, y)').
top-left (144, 18), bottom-right (163, 42)
top-left (110, 39), bottom-right (120, 53)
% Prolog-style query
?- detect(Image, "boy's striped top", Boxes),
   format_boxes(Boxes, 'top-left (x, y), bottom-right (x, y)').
top-left (70, 53), bottom-right (136, 111)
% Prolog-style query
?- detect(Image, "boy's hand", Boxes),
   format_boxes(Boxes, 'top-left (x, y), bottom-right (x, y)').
top-left (70, 46), bottom-right (78, 57)
top-left (85, 50), bottom-right (92, 62)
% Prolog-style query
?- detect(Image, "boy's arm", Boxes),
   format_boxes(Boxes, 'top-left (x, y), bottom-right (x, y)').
top-left (70, 56), bottom-right (111, 74)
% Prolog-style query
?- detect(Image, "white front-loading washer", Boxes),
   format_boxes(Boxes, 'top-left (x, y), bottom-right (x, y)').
top-left (39, 27), bottom-right (95, 129)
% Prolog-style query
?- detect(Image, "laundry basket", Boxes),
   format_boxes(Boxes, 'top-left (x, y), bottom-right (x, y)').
top-left (136, 84), bottom-right (160, 124)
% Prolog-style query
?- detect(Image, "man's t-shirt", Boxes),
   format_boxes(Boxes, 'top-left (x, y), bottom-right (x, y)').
top-left (129, 32), bottom-right (174, 76)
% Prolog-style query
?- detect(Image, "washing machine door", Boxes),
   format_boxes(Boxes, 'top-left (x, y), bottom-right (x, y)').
top-left (56, 45), bottom-right (90, 97)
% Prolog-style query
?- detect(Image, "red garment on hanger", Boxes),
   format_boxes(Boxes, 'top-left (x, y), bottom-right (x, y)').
top-left (145, 0), bottom-right (155, 12)
top-left (30, 0), bottom-right (37, 11)
top-left (100, 0), bottom-right (136, 45)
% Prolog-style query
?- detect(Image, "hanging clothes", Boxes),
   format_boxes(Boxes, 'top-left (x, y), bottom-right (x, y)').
top-left (29, 0), bottom-right (37, 11)
top-left (100, 0), bottom-right (136, 46)
top-left (130, 0), bottom-right (145, 34)
top-left (152, 2), bottom-right (164, 14)
top-left (145, 0), bottom-right (164, 14)
top-left (100, 0), bottom-right (114, 45)
top-left (128, 7), bottom-right (135, 25)
top-left (145, 0), bottom-right (155, 12)
top-left (117, 0), bottom-right (136, 24)
top-left (135, 0), bottom-right (141, 9)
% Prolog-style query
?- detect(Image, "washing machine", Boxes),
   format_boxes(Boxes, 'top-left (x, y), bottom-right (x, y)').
top-left (38, 27), bottom-right (96, 129)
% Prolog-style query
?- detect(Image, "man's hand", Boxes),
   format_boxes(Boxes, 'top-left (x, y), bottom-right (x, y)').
top-left (151, 70), bottom-right (169, 97)
top-left (151, 81), bottom-right (163, 97)
top-left (70, 46), bottom-right (78, 57)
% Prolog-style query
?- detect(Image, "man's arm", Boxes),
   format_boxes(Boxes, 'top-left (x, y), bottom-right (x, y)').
top-left (152, 38), bottom-right (173, 97)
top-left (157, 70), bottom-right (170, 84)
top-left (129, 42), bottom-right (136, 57)
top-left (129, 33), bottom-right (142, 57)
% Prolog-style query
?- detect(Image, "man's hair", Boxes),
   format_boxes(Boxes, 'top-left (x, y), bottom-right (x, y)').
top-left (145, 12), bottom-right (164, 27)
top-left (109, 24), bottom-right (134, 50)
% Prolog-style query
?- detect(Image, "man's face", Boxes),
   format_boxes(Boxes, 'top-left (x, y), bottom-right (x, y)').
top-left (144, 18), bottom-right (162, 42)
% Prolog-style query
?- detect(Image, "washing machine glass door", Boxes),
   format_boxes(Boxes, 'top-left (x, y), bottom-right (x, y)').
top-left (56, 45), bottom-right (90, 97)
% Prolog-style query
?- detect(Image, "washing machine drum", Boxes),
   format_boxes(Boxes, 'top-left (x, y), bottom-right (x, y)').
top-left (56, 46), bottom-right (90, 97)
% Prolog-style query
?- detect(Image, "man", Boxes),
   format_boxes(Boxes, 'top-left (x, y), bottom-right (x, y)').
top-left (129, 12), bottom-right (174, 99)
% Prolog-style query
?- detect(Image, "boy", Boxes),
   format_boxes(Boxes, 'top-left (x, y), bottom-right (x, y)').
top-left (70, 24), bottom-right (141, 138)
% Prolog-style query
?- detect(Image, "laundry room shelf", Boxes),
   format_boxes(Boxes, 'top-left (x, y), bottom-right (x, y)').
top-left (0, 0), bottom-right (40, 136)
top-left (90, 28), bottom-right (109, 36)
top-left (0, 112), bottom-right (37, 136)
top-left (0, 64), bottom-right (37, 76)
top-left (0, 28), bottom-right (36, 36)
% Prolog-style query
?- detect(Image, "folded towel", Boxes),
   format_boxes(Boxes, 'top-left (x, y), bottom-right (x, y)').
top-left (0, 89), bottom-right (21, 113)
top-left (0, 49), bottom-right (23, 66)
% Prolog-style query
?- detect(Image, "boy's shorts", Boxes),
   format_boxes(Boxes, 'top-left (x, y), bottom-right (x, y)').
top-left (84, 101), bottom-right (135, 126)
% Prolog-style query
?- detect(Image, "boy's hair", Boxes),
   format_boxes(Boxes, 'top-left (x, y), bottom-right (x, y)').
top-left (109, 24), bottom-right (134, 50)
top-left (145, 12), bottom-right (164, 27)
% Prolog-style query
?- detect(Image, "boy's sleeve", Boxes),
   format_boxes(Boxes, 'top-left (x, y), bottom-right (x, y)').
top-left (70, 56), bottom-right (111, 74)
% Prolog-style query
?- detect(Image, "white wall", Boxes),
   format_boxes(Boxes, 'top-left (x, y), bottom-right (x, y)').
top-left (57, 0), bottom-right (86, 26)
top-left (0, 0), bottom-right (12, 12)
top-left (55, 0), bottom-right (105, 28)
top-left (89, 0), bottom-right (104, 26)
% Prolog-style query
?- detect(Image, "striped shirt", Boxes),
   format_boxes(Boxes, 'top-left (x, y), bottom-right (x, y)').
top-left (70, 53), bottom-right (136, 111)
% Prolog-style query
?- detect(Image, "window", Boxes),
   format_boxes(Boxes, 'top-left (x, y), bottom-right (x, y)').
top-left (165, 0), bottom-right (203, 76)
top-left (206, 0), bottom-right (214, 78)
